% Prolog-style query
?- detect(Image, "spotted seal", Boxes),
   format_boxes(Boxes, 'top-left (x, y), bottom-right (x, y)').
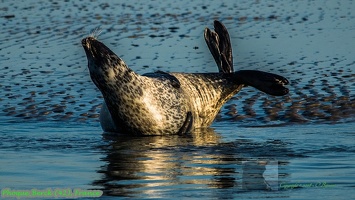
top-left (82, 20), bottom-right (289, 135)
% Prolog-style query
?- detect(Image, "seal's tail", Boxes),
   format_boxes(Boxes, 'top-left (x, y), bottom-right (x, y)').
top-left (204, 20), bottom-right (233, 73)
top-left (234, 70), bottom-right (289, 96)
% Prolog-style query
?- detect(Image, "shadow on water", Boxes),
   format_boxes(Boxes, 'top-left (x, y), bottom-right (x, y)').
top-left (93, 128), bottom-right (301, 198)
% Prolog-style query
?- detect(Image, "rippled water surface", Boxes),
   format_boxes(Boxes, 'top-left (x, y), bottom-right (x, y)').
top-left (1, 0), bottom-right (354, 199)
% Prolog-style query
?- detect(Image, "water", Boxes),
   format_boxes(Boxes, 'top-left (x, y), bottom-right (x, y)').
top-left (1, 0), bottom-right (354, 199)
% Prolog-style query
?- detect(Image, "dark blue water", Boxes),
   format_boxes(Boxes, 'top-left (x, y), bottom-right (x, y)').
top-left (1, 0), bottom-right (354, 199)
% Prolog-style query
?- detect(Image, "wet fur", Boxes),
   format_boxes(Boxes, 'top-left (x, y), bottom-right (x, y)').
top-left (82, 21), bottom-right (289, 135)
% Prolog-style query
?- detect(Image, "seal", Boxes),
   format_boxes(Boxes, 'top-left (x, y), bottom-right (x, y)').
top-left (82, 20), bottom-right (289, 135)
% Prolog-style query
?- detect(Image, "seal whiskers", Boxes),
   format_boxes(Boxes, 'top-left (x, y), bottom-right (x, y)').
top-left (82, 20), bottom-right (289, 135)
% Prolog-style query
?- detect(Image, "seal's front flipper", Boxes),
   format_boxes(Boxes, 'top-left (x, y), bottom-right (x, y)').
top-left (177, 112), bottom-right (193, 135)
top-left (204, 20), bottom-right (233, 73)
top-left (235, 70), bottom-right (289, 96)
top-left (144, 70), bottom-right (181, 89)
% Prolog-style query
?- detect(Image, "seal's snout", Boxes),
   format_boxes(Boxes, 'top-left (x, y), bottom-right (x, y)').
top-left (81, 37), bottom-right (96, 51)
top-left (81, 37), bottom-right (118, 60)
top-left (82, 36), bottom-right (127, 76)
top-left (81, 37), bottom-right (106, 61)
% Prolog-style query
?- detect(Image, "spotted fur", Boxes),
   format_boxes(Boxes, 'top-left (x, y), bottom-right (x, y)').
top-left (82, 21), bottom-right (289, 135)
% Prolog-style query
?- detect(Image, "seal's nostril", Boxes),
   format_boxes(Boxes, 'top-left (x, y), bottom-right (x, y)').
top-left (81, 38), bottom-right (86, 46)
top-left (82, 37), bottom-right (97, 47)
top-left (81, 37), bottom-right (90, 46)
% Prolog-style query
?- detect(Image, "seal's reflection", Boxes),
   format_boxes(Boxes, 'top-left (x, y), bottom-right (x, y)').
top-left (93, 128), bottom-right (292, 197)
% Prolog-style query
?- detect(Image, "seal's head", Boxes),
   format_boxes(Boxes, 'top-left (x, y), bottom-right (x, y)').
top-left (82, 37), bottom-right (134, 92)
top-left (82, 37), bottom-right (118, 70)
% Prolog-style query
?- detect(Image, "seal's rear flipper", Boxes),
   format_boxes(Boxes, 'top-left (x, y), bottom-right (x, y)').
top-left (204, 20), bottom-right (233, 73)
top-left (235, 70), bottom-right (289, 96)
